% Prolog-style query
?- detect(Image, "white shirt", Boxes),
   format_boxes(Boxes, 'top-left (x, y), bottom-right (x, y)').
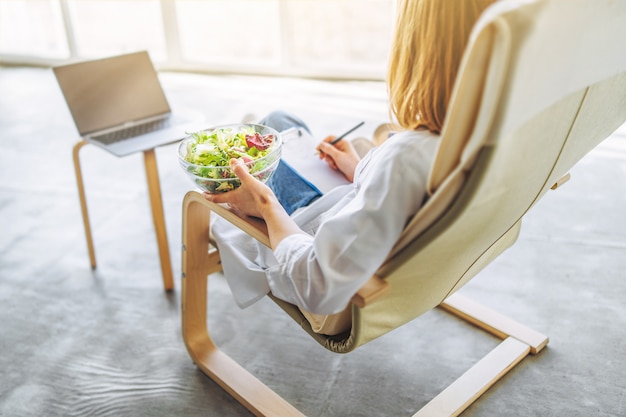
top-left (212, 129), bottom-right (438, 314)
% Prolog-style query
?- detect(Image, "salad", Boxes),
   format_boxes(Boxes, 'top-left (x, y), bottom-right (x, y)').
top-left (180, 125), bottom-right (280, 193)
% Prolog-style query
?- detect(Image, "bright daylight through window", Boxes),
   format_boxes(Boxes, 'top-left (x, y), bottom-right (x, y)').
top-left (0, 0), bottom-right (394, 80)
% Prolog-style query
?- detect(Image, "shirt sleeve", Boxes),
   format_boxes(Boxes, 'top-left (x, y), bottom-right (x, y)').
top-left (266, 133), bottom-right (435, 315)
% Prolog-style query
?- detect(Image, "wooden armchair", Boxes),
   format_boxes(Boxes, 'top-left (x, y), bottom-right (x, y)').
top-left (180, 0), bottom-right (626, 415)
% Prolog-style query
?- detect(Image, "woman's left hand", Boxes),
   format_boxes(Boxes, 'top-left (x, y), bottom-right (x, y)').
top-left (316, 136), bottom-right (360, 182)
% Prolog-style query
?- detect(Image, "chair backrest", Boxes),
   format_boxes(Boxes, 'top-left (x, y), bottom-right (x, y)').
top-left (313, 0), bottom-right (626, 353)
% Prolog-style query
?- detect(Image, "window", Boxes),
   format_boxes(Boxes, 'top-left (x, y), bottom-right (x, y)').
top-left (67, 0), bottom-right (167, 60)
top-left (284, 1), bottom-right (392, 75)
top-left (176, 0), bottom-right (282, 67)
top-left (0, 0), bottom-right (68, 58)
top-left (0, 0), bottom-right (394, 80)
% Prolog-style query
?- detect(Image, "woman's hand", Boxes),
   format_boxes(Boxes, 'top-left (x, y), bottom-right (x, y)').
top-left (203, 158), bottom-right (275, 219)
top-left (316, 135), bottom-right (361, 182)
top-left (203, 158), bottom-right (306, 248)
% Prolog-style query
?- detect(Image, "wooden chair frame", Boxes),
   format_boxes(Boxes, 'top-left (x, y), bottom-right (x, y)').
top-left (181, 191), bottom-right (548, 417)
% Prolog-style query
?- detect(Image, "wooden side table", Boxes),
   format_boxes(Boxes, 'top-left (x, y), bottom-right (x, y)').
top-left (72, 141), bottom-right (174, 291)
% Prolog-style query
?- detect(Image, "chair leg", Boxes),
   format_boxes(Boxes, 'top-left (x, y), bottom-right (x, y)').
top-left (180, 192), bottom-right (548, 417)
top-left (72, 141), bottom-right (96, 269)
top-left (413, 337), bottom-right (530, 417)
top-left (181, 192), bottom-right (305, 417)
top-left (439, 293), bottom-right (549, 355)
top-left (414, 336), bottom-right (531, 417)
top-left (412, 294), bottom-right (549, 417)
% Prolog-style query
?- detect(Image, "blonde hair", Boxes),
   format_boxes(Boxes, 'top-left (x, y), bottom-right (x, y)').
top-left (388, 0), bottom-right (496, 134)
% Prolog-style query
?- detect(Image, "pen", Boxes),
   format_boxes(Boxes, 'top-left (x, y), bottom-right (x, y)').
top-left (329, 121), bottom-right (365, 145)
top-left (316, 121), bottom-right (365, 155)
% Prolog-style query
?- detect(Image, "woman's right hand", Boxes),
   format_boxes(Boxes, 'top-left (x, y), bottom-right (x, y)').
top-left (204, 158), bottom-right (306, 249)
top-left (316, 136), bottom-right (361, 182)
top-left (203, 158), bottom-right (275, 219)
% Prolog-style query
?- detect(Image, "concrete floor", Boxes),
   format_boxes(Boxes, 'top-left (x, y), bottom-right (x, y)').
top-left (1, 66), bottom-right (625, 417)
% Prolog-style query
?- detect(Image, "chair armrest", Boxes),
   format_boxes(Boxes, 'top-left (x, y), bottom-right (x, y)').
top-left (198, 192), bottom-right (390, 306)
top-left (550, 172), bottom-right (571, 190)
top-left (203, 199), bottom-right (271, 247)
top-left (350, 275), bottom-right (390, 308)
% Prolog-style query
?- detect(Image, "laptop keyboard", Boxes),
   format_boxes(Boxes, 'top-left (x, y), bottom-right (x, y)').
top-left (90, 118), bottom-right (171, 144)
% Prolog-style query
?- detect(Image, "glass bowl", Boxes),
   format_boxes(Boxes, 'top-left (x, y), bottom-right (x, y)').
top-left (177, 123), bottom-right (282, 193)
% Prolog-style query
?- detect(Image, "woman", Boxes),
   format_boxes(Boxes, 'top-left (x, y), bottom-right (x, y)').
top-left (205, 0), bottom-right (497, 331)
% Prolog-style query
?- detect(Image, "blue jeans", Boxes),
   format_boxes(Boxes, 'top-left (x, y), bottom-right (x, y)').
top-left (259, 111), bottom-right (322, 215)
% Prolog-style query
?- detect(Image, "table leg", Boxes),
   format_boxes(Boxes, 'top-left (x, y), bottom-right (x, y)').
top-left (143, 149), bottom-right (175, 291)
top-left (72, 141), bottom-right (97, 269)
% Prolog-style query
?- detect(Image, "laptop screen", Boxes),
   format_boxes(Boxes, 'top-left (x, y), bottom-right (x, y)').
top-left (53, 51), bottom-right (171, 135)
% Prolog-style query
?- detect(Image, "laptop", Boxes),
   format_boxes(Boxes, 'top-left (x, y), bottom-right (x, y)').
top-left (53, 50), bottom-right (205, 157)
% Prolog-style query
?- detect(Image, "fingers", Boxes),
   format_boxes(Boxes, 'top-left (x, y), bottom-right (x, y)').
top-left (230, 158), bottom-right (250, 178)
top-left (316, 135), bottom-right (336, 154)
top-left (202, 159), bottom-right (249, 204)
top-left (318, 136), bottom-right (352, 155)
top-left (230, 158), bottom-right (261, 189)
top-left (316, 142), bottom-right (338, 170)
top-left (203, 190), bottom-right (230, 204)
top-left (317, 141), bottom-right (337, 157)
top-left (324, 156), bottom-right (338, 170)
